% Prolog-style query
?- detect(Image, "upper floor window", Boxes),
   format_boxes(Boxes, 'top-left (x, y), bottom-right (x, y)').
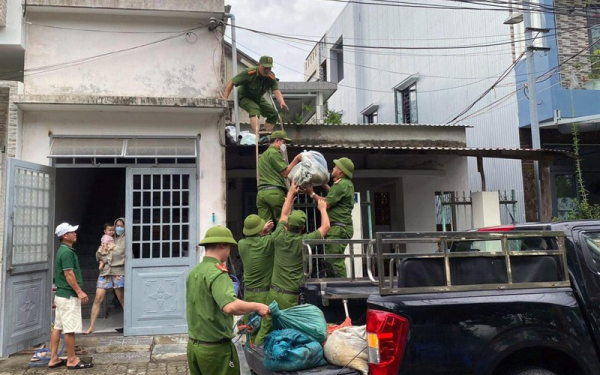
top-left (331, 37), bottom-right (344, 83)
top-left (361, 104), bottom-right (379, 124)
top-left (395, 84), bottom-right (418, 124)
top-left (588, 7), bottom-right (600, 73)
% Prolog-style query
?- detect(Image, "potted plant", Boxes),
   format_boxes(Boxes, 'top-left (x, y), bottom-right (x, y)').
top-left (584, 49), bottom-right (600, 90)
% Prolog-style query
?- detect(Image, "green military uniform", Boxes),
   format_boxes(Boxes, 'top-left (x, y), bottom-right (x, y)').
top-left (238, 215), bottom-right (274, 339)
top-left (324, 158), bottom-right (355, 278)
top-left (231, 57), bottom-right (279, 124)
top-left (186, 227), bottom-right (239, 375)
top-left (55, 243), bottom-right (84, 298)
top-left (254, 212), bottom-right (323, 344)
top-left (256, 130), bottom-right (292, 222)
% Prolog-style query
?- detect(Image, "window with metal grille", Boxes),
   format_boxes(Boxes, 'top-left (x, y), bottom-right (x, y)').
top-left (374, 192), bottom-right (391, 226)
top-left (363, 110), bottom-right (378, 124)
top-left (435, 191), bottom-right (455, 232)
top-left (395, 84), bottom-right (418, 124)
top-left (588, 7), bottom-right (600, 74)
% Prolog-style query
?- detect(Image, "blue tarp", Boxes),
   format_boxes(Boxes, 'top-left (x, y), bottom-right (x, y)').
top-left (264, 329), bottom-right (328, 372)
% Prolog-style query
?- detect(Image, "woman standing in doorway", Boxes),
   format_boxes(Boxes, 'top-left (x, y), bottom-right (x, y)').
top-left (84, 217), bottom-right (126, 334)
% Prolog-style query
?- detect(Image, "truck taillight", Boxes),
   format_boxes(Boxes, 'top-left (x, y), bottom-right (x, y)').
top-left (477, 225), bottom-right (515, 231)
top-left (366, 309), bottom-right (409, 375)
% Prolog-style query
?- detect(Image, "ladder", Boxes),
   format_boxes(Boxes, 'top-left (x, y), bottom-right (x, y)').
top-left (255, 91), bottom-right (288, 185)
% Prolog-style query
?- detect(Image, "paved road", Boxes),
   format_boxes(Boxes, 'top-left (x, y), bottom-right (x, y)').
top-left (1, 360), bottom-right (190, 374)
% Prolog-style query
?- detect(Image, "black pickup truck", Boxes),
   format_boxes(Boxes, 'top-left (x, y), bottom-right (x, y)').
top-left (246, 221), bottom-right (600, 375)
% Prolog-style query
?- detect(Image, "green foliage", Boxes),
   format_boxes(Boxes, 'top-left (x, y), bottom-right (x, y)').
top-left (587, 49), bottom-right (600, 80)
top-left (324, 109), bottom-right (342, 125)
top-left (562, 123), bottom-right (600, 220)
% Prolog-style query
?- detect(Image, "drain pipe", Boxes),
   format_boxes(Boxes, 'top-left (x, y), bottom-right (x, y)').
top-left (224, 12), bottom-right (241, 143)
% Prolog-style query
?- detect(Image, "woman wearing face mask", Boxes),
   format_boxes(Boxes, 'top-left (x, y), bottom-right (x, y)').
top-left (84, 217), bottom-right (126, 334)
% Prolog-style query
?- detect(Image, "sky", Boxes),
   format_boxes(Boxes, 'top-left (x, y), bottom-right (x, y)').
top-left (225, 0), bottom-right (346, 81)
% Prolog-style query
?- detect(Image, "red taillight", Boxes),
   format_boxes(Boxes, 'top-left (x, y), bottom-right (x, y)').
top-left (477, 225), bottom-right (515, 232)
top-left (366, 309), bottom-right (409, 375)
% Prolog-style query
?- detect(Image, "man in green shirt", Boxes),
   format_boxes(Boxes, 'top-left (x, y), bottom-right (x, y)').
top-left (305, 157), bottom-right (355, 278)
top-left (238, 215), bottom-right (274, 340)
top-left (223, 55), bottom-right (288, 135)
top-left (48, 223), bottom-right (92, 370)
top-left (187, 226), bottom-right (270, 375)
top-left (254, 182), bottom-right (330, 344)
top-left (256, 130), bottom-right (302, 222)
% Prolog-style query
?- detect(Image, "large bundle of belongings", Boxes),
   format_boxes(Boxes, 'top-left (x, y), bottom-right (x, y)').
top-left (262, 301), bottom-right (368, 374)
top-left (288, 151), bottom-right (330, 187)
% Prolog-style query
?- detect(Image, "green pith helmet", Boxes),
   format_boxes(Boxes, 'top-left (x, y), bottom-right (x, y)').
top-left (269, 130), bottom-right (292, 143)
top-left (334, 157), bottom-right (355, 179)
top-left (259, 55), bottom-right (274, 68)
top-left (199, 225), bottom-right (237, 245)
top-left (288, 210), bottom-right (306, 228)
top-left (243, 214), bottom-right (266, 236)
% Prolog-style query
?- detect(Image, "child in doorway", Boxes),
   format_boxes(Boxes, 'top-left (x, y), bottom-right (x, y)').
top-left (97, 222), bottom-right (115, 271)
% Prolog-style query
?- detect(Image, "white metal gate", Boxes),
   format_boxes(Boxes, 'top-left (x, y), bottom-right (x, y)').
top-left (0, 160), bottom-right (55, 357)
top-left (124, 168), bottom-right (198, 336)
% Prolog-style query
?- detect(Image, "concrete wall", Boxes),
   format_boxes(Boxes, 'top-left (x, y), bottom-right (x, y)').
top-left (20, 110), bottom-right (227, 239)
top-left (404, 155), bottom-right (471, 252)
top-left (25, 0), bottom-right (222, 13)
top-left (318, 2), bottom-right (526, 224)
top-left (0, 0), bottom-right (22, 44)
top-left (24, 12), bottom-right (223, 98)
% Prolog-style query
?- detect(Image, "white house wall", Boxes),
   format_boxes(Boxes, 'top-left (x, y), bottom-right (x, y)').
top-left (21, 110), bottom-right (227, 232)
top-left (322, 3), bottom-right (525, 223)
top-left (24, 12), bottom-right (222, 98)
top-left (404, 154), bottom-right (471, 252)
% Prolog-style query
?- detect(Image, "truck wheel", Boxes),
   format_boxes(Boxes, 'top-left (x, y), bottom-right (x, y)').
top-left (505, 367), bottom-right (557, 375)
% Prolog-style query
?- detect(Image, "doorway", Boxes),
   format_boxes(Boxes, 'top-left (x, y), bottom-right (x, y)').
top-left (54, 168), bottom-right (126, 332)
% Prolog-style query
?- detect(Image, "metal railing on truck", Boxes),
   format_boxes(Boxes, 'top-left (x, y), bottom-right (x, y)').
top-left (304, 231), bottom-right (570, 296)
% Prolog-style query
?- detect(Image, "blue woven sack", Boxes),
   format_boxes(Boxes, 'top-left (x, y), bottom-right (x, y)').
top-left (269, 301), bottom-right (328, 343)
top-left (264, 329), bottom-right (327, 372)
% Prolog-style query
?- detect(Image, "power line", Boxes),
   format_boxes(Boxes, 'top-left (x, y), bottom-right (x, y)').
top-left (0, 26), bottom-right (206, 81)
top-left (25, 22), bottom-right (202, 34)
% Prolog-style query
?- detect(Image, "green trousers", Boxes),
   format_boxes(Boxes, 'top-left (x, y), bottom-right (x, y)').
top-left (243, 290), bottom-right (269, 342)
top-left (325, 225), bottom-right (354, 278)
top-left (253, 288), bottom-right (298, 345)
top-left (239, 96), bottom-right (279, 124)
top-left (256, 188), bottom-right (286, 222)
top-left (187, 341), bottom-right (240, 375)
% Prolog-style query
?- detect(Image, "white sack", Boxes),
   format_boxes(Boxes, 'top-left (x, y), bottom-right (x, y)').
top-left (289, 151), bottom-right (330, 187)
top-left (323, 325), bottom-right (369, 375)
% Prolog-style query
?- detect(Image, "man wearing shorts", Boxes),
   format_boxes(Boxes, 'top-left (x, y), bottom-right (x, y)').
top-left (223, 56), bottom-right (288, 136)
top-left (48, 223), bottom-right (93, 369)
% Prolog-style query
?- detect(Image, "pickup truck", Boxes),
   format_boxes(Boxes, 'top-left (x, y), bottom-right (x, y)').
top-left (245, 221), bottom-right (600, 375)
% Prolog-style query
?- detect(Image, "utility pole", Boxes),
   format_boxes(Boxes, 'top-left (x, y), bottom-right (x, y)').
top-left (521, 2), bottom-right (550, 221)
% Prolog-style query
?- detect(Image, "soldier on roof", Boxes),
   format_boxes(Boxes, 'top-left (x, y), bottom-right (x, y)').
top-left (223, 56), bottom-right (288, 136)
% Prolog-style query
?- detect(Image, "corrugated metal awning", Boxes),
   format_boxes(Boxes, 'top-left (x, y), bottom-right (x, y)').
top-left (49, 138), bottom-right (197, 158)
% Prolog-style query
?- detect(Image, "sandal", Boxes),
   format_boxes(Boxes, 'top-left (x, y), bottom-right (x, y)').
top-left (48, 359), bottom-right (67, 368)
top-left (67, 360), bottom-right (93, 370)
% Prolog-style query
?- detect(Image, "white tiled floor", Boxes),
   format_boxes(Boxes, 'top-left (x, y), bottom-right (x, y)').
top-left (81, 310), bottom-right (124, 333)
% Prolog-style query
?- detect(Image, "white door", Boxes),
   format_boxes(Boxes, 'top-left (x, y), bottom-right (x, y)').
top-left (0, 160), bottom-right (55, 357)
top-left (124, 168), bottom-right (198, 336)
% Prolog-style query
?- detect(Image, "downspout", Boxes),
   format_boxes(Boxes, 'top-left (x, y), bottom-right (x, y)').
top-left (224, 12), bottom-right (241, 143)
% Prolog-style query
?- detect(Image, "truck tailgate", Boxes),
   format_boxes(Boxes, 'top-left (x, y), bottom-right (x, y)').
top-left (244, 345), bottom-right (361, 375)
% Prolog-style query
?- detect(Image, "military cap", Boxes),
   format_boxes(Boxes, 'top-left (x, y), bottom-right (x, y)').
top-left (270, 130), bottom-right (292, 143)
top-left (259, 56), bottom-right (274, 68)
top-left (334, 157), bottom-right (355, 179)
top-left (288, 210), bottom-right (306, 228)
top-left (243, 214), bottom-right (266, 236)
top-left (200, 225), bottom-right (237, 245)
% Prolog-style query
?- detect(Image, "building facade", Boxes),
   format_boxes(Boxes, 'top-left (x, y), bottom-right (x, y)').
top-left (514, 0), bottom-right (600, 220)
top-left (305, 2), bottom-right (527, 224)
top-left (0, 0), bottom-right (228, 355)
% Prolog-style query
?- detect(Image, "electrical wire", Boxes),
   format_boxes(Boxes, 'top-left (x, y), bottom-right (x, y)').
top-left (25, 22), bottom-right (202, 34)
top-left (0, 25), bottom-right (207, 81)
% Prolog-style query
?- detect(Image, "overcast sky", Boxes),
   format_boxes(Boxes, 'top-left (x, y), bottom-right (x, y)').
top-left (225, 0), bottom-right (346, 81)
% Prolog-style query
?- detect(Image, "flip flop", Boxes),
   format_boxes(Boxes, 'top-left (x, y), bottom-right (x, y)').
top-left (48, 359), bottom-right (67, 368)
top-left (67, 360), bottom-right (93, 370)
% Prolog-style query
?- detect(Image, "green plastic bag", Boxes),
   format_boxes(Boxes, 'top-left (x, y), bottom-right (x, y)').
top-left (269, 301), bottom-right (328, 343)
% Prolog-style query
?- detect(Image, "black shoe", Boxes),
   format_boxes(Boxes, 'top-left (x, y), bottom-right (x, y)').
top-left (115, 328), bottom-right (123, 333)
